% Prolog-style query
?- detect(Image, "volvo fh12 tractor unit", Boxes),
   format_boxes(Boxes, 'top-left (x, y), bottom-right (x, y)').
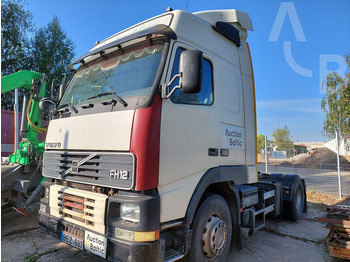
top-left (38, 8), bottom-right (306, 262)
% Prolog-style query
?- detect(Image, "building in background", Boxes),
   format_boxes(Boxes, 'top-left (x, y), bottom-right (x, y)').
top-left (295, 142), bottom-right (324, 152)
top-left (323, 138), bottom-right (350, 156)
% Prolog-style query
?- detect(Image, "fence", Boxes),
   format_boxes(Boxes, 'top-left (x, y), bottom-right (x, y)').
top-left (259, 134), bottom-right (350, 197)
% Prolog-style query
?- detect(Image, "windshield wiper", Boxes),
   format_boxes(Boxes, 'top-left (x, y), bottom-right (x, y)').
top-left (57, 103), bottom-right (79, 114)
top-left (87, 91), bottom-right (128, 107)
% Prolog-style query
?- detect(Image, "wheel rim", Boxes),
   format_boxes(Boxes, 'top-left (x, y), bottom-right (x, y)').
top-left (202, 215), bottom-right (227, 259)
top-left (295, 186), bottom-right (303, 211)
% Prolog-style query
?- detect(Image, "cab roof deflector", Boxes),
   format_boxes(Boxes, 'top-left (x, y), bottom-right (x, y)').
top-left (67, 24), bottom-right (177, 70)
top-left (194, 10), bottom-right (253, 31)
top-left (194, 10), bottom-right (252, 42)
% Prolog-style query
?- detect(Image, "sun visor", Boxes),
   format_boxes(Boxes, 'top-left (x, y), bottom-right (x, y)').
top-left (67, 24), bottom-right (176, 70)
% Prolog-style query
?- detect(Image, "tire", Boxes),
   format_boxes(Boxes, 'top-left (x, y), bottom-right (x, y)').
top-left (282, 177), bottom-right (305, 221)
top-left (186, 194), bottom-right (232, 262)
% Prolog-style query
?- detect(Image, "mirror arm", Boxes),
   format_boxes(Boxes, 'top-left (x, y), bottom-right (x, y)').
top-left (161, 73), bottom-right (181, 99)
top-left (166, 84), bottom-right (180, 99)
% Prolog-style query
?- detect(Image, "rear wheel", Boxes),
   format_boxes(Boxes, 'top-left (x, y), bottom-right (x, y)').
top-left (283, 177), bottom-right (305, 221)
top-left (187, 194), bottom-right (232, 262)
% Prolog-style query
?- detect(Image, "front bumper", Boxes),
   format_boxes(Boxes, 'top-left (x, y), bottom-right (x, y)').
top-left (38, 211), bottom-right (162, 262)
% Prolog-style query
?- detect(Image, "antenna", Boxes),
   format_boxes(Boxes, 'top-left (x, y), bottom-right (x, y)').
top-left (186, 0), bottom-right (189, 11)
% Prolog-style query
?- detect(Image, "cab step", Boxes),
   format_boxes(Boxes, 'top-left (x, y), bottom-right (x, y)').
top-left (164, 249), bottom-right (185, 262)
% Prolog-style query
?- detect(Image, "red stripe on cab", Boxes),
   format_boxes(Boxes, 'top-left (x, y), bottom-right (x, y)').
top-left (130, 96), bottom-right (162, 191)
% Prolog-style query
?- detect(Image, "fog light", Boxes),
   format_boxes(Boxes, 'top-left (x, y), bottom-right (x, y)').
top-left (115, 228), bottom-right (159, 242)
top-left (115, 228), bottom-right (135, 241)
top-left (120, 203), bottom-right (140, 223)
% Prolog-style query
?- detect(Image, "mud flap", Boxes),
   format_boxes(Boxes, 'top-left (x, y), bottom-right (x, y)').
top-left (301, 179), bottom-right (307, 213)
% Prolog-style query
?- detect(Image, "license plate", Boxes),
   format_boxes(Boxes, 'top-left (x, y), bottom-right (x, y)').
top-left (85, 230), bottom-right (107, 259)
top-left (61, 232), bottom-right (83, 250)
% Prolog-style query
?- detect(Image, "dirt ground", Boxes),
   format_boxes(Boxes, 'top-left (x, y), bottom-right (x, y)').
top-left (1, 192), bottom-right (348, 262)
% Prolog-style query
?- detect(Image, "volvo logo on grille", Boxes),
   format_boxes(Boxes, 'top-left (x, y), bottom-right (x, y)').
top-left (59, 153), bottom-right (97, 178)
top-left (72, 160), bottom-right (79, 173)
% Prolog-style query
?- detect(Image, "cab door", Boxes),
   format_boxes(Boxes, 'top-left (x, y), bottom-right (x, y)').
top-left (157, 42), bottom-right (219, 221)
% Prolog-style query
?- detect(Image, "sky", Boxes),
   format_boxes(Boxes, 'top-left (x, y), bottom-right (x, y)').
top-left (22, 0), bottom-right (350, 142)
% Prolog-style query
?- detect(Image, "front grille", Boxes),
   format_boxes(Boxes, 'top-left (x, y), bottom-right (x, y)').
top-left (43, 151), bottom-right (135, 190)
top-left (50, 185), bottom-right (108, 234)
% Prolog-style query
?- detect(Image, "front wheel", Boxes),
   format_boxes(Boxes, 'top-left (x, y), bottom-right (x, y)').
top-left (187, 194), bottom-right (232, 262)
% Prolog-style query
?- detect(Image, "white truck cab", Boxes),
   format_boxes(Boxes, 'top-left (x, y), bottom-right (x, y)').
top-left (39, 8), bottom-right (306, 262)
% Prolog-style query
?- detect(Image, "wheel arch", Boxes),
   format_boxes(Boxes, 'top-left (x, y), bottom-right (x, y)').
top-left (184, 166), bottom-right (248, 251)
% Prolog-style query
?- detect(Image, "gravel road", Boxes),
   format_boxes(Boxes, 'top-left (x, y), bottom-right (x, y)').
top-left (1, 200), bottom-right (340, 262)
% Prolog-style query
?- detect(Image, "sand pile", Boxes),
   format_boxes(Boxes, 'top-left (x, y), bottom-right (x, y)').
top-left (289, 148), bottom-right (349, 170)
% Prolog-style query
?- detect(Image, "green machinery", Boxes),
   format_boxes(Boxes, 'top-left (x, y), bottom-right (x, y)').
top-left (1, 70), bottom-right (49, 212)
top-left (1, 70), bottom-right (48, 165)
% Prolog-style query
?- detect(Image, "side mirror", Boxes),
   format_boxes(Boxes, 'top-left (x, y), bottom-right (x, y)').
top-left (161, 49), bottom-right (203, 99)
top-left (59, 73), bottom-right (67, 100)
top-left (39, 98), bottom-right (57, 111)
top-left (39, 99), bottom-right (50, 111)
top-left (39, 97), bottom-right (57, 121)
top-left (59, 83), bottom-right (68, 100)
top-left (179, 50), bottom-right (202, 94)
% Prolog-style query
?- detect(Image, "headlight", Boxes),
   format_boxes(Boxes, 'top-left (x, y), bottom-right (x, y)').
top-left (120, 203), bottom-right (140, 223)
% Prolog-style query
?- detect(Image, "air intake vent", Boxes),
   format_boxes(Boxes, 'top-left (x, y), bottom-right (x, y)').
top-left (213, 21), bottom-right (241, 46)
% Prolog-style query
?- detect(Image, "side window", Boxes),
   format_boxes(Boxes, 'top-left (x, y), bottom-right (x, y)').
top-left (169, 47), bottom-right (213, 105)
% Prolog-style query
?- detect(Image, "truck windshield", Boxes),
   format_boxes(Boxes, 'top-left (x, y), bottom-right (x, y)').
top-left (59, 40), bottom-right (165, 107)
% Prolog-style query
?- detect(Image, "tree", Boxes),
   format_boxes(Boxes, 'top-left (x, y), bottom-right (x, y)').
top-left (1, 0), bottom-right (33, 110)
top-left (1, 0), bottom-right (33, 76)
top-left (271, 125), bottom-right (294, 153)
top-left (257, 134), bottom-right (273, 155)
top-left (321, 55), bottom-right (350, 147)
top-left (257, 134), bottom-right (265, 153)
top-left (1, 3), bottom-right (75, 110)
top-left (31, 16), bottom-right (75, 89)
